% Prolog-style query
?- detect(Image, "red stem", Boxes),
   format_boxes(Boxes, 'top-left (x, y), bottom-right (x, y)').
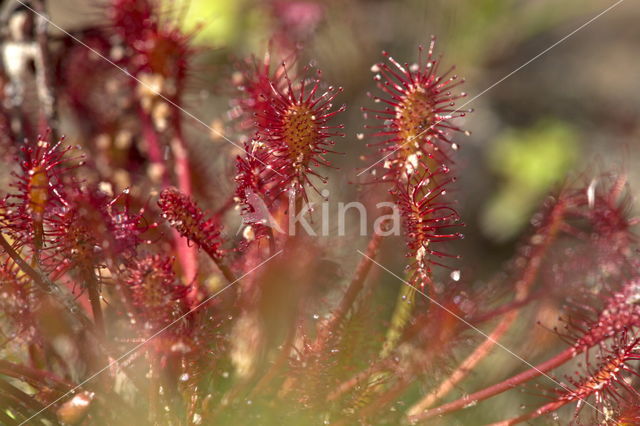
top-left (409, 346), bottom-right (578, 422)
top-left (171, 119), bottom-right (192, 197)
top-left (408, 196), bottom-right (568, 417)
top-left (469, 294), bottom-right (537, 325)
top-left (171, 115), bottom-right (199, 302)
top-left (408, 311), bottom-right (516, 416)
top-left (140, 108), bottom-right (198, 296)
top-left (489, 400), bottom-right (568, 425)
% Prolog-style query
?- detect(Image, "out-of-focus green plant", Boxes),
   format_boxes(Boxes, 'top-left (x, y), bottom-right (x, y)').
top-left (482, 120), bottom-right (578, 241)
top-left (177, 0), bottom-right (247, 44)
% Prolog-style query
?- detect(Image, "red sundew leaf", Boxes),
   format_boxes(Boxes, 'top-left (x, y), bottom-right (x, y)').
top-left (42, 187), bottom-right (150, 277)
top-left (360, 41), bottom-right (468, 289)
top-left (361, 38), bottom-right (469, 183)
top-left (230, 50), bottom-right (298, 132)
top-left (234, 141), bottom-right (278, 247)
top-left (500, 332), bottom-right (640, 425)
top-left (254, 66), bottom-right (346, 202)
top-left (124, 253), bottom-right (189, 332)
top-left (558, 332), bottom-right (640, 421)
top-left (108, 0), bottom-right (157, 44)
top-left (158, 187), bottom-right (225, 260)
top-left (563, 279), bottom-right (640, 351)
top-left (391, 166), bottom-right (463, 289)
top-left (0, 138), bottom-right (80, 253)
top-left (108, 0), bottom-right (196, 89)
top-left (544, 176), bottom-right (639, 348)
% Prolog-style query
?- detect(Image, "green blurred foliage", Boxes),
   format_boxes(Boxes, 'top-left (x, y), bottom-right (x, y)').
top-left (178, 0), bottom-right (256, 45)
top-left (482, 120), bottom-right (578, 241)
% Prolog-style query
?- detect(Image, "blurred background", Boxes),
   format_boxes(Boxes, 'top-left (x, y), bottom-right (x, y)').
top-left (15, 0), bottom-right (640, 423)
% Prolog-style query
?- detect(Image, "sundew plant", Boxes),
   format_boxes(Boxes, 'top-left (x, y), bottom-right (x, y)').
top-left (0, 0), bottom-right (638, 425)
